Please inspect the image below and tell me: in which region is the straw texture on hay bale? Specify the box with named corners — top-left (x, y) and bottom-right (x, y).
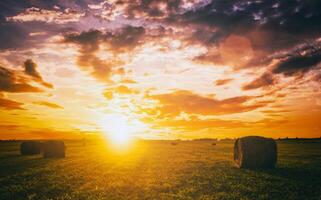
top-left (234, 136), bottom-right (277, 169)
top-left (43, 140), bottom-right (65, 158)
top-left (20, 141), bottom-right (42, 155)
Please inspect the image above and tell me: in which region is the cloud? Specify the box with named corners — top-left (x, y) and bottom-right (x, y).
top-left (0, 124), bottom-right (21, 130)
top-left (120, 79), bottom-right (137, 84)
top-left (114, 85), bottom-right (137, 95)
top-left (241, 41), bottom-right (321, 91)
top-left (64, 25), bottom-right (146, 81)
top-left (111, 0), bottom-right (320, 71)
top-left (146, 117), bottom-right (248, 131)
top-left (109, 25), bottom-right (146, 52)
top-left (103, 85), bottom-right (138, 99)
top-left (272, 42), bottom-right (321, 76)
top-left (0, 16), bottom-right (28, 50)
top-left (177, 1), bottom-right (321, 40)
top-left (242, 72), bottom-right (277, 90)
top-left (64, 29), bottom-right (102, 49)
top-left (0, 97), bottom-right (24, 110)
top-left (312, 73), bottom-right (321, 82)
top-left (24, 59), bottom-right (53, 88)
top-left (64, 25), bottom-right (146, 53)
top-left (146, 90), bottom-right (265, 116)
top-left (0, 0), bottom-right (86, 50)
top-left (0, 59), bottom-right (53, 93)
top-left (97, 0), bottom-right (183, 21)
top-left (215, 78), bottom-right (233, 86)
top-left (0, 66), bottom-right (42, 93)
top-left (6, 7), bottom-right (85, 24)
top-left (33, 101), bottom-right (63, 109)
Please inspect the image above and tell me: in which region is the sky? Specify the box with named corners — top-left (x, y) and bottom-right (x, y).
top-left (0, 0), bottom-right (320, 140)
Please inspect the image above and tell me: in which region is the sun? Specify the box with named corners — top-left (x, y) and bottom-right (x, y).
top-left (100, 114), bottom-right (132, 146)
top-left (99, 114), bottom-right (143, 148)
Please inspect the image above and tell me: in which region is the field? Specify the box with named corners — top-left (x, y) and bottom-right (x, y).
top-left (0, 140), bottom-right (320, 200)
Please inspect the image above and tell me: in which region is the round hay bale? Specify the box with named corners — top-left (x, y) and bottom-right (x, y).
top-left (171, 142), bottom-right (178, 145)
top-left (20, 141), bottom-right (42, 155)
top-left (234, 136), bottom-right (277, 169)
top-left (212, 143), bottom-right (216, 146)
top-left (43, 140), bottom-right (65, 158)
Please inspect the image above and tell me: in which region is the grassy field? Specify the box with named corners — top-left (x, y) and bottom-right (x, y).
top-left (0, 140), bottom-right (320, 200)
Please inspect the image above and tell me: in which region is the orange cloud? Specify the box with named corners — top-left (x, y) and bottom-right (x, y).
top-left (103, 85), bottom-right (138, 100)
top-left (215, 78), bottom-right (233, 86)
top-left (0, 97), bottom-right (24, 110)
top-left (33, 101), bottom-right (63, 109)
top-left (148, 117), bottom-right (248, 131)
top-left (0, 66), bottom-right (42, 93)
top-left (242, 72), bottom-right (277, 90)
top-left (145, 90), bottom-right (265, 117)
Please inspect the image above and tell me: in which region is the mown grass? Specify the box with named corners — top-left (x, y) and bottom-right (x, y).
top-left (0, 140), bottom-right (320, 200)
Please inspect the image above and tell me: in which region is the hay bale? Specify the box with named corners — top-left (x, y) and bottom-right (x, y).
top-left (43, 140), bottom-right (65, 158)
top-left (212, 143), bottom-right (216, 146)
top-left (20, 141), bottom-right (42, 155)
top-left (234, 136), bottom-right (277, 169)
top-left (171, 142), bottom-right (178, 145)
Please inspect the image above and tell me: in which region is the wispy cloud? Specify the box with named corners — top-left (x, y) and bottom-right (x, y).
top-left (33, 101), bottom-right (63, 109)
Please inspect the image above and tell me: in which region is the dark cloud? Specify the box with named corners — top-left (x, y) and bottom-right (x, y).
top-left (0, 66), bottom-right (42, 93)
top-left (110, 0), bottom-right (321, 70)
top-left (62, 29), bottom-right (117, 81)
top-left (178, 1), bottom-right (321, 40)
top-left (24, 59), bottom-right (42, 78)
top-left (0, 97), bottom-right (24, 110)
top-left (110, 1), bottom-right (321, 42)
top-left (0, 59), bottom-right (53, 93)
top-left (0, 16), bottom-right (28, 50)
top-left (64, 25), bottom-right (146, 52)
top-left (272, 43), bottom-right (321, 76)
top-left (64, 25), bottom-right (146, 81)
top-left (241, 41), bottom-right (321, 91)
top-left (64, 29), bottom-right (102, 51)
top-left (109, 26), bottom-right (145, 52)
top-left (242, 72), bottom-right (277, 90)
top-left (0, 0), bottom-right (86, 51)
top-left (24, 59), bottom-right (53, 88)
top-left (0, 15), bottom-right (76, 51)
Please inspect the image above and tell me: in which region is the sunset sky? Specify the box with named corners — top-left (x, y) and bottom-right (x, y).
top-left (0, 0), bottom-right (320, 140)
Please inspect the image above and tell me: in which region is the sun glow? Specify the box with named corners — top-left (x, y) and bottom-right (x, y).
top-left (99, 114), bottom-right (146, 149)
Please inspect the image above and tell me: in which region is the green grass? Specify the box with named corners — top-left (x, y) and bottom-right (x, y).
top-left (0, 140), bottom-right (320, 200)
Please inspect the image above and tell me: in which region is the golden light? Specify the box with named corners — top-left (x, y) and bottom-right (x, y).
top-left (100, 114), bottom-right (132, 147)
top-left (99, 114), bottom-right (147, 150)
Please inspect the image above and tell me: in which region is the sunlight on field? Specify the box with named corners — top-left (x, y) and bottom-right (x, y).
top-left (0, 140), bottom-right (321, 199)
